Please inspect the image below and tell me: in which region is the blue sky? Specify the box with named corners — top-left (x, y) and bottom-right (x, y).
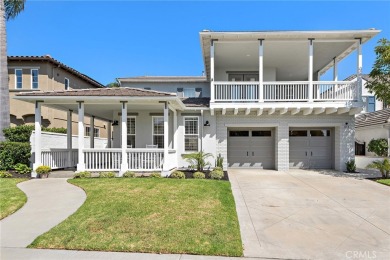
top-left (6, 1), bottom-right (390, 85)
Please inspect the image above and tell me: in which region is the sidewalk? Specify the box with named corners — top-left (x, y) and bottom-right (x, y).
top-left (0, 178), bottom-right (86, 248)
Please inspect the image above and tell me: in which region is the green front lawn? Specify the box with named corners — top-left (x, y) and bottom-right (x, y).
top-left (0, 178), bottom-right (28, 219)
top-left (29, 178), bottom-right (243, 256)
top-left (377, 179), bottom-right (390, 186)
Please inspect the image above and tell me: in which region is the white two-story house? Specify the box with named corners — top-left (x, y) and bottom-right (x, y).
top-left (15, 29), bottom-right (380, 177)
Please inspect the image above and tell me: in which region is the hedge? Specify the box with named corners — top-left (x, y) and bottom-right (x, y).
top-left (3, 125), bottom-right (67, 142)
top-left (0, 142), bottom-right (31, 170)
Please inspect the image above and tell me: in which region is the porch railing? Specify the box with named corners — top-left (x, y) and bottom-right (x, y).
top-left (127, 149), bottom-right (164, 171)
top-left (84, 148), bottom-right (122, 171)
top-left (213, 81), bottom-right (358, 102)
top-left (313, 81), bottom-right (357, 101)
top-left (41, 149), bottom-right (78, 170)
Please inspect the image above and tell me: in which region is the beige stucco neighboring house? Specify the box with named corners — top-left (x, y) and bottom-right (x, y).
top-left (8, 55), bottom-right (108, 138)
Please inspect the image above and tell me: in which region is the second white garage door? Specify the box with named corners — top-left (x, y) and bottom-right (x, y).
top-left (227, 129), bottom-right (275, 169)
top-left (289, 129), bottom-right (332, 169)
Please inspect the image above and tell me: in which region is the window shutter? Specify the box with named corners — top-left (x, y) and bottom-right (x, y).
top-left (177, 88), bottom-right (184, 97)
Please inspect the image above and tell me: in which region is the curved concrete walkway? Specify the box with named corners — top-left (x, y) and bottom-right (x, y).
top-left (0, 178), bottom-right (86, 248)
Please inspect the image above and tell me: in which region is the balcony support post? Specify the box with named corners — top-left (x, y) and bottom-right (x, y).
top-left (120, 101), bottom-right (128, 176)
top-left (258, 39), bottom-right (264, 102)
top-left (162, 102), bottom-right (170, 176)
top-left (89, 116), bottom-right (95, 148)
top-left (67, 110), bottom-right (73, 168)
top-left (76, 102), bottom-right (85, 172)
top-left (308, 39), bottom-right (314, 102)
top-left (210, 40), bottom-right (215, 103)
top-left (357, 38), bottom-right (363, 102)
top-left (333, 57), bottom-right (338, 81)
top-left (107, 121), bottom-right (112, 148)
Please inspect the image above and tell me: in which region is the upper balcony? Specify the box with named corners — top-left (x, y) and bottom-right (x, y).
top-left (200, 30), bottom-right (380, 115)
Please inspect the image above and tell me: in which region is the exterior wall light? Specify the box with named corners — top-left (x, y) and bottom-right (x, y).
top-left (204, 120), bottom-right (210, 126)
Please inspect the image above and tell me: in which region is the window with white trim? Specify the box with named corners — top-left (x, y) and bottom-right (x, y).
top-left (85, 127), bottom-right (100, 137)
top-left (15, 69), bottom-right (22, 89)
top-left (65, 78), bottom-right (70, 90)
top-left (367, 96), bottom-right (375, 112)
top-left (153, 117), bottom-right (164, 148)
top-left (31, 69), bottom-right (39, 89)
top-left (183, 88), bottom-right (196, 97)
top-left (127, 117), bottom-right (136, 148)
top-left (184, 116), bottom-right (199, 151)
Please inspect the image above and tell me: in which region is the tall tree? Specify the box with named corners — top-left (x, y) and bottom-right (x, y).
top-left (366, 38), bottom-right (390, 106)
top-left (0, 0), bottom-right (26, 141)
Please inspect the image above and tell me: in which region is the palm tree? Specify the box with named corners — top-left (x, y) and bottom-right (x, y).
top-left (366, 158), bottom-right (390, 179)
top-left (0, 0), bottom-right (26, 141)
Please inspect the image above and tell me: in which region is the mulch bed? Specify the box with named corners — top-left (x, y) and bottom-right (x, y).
top-left (4, 170), bottom-right (32, 179)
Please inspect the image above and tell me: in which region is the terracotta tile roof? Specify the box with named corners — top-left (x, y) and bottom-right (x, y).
top-left (118, 76), bottom-right (208, 83)
top-left (181, 97), bottom-right (210, 107)
top-left (355, 109), bottom-right (390, 128)
top-left (15, 87), bottom-right (176, 97)
top-left (8, 55), bottom-right (104, 88)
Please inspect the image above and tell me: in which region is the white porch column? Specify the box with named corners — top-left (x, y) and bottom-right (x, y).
top-left (173, 109), bottom-right (177, 150)
top-left (357, 38), bottom-right (363, 102)
top-left (210, 40), bottom-right (215, 102)
top-left (107, 121), bottom-right (112, 148)
top-left (308, 39), bottom-right (314, 102)
top-left (32, 101), bottom-right (42, 177)
top-left (76, 102), bottom-right (85, 172)
top-left (89, 116), bottom-right (95, 148)
top-left (67, 110), bottom-right (73, 168)
top-left (258, 39), bottom-right (264, 102)
top-left (120, 101), bottom-right (128, 175)
top-left (333, 57), bottom-right (338, 81)
top-left (162, 102), bottom-right (169, 175)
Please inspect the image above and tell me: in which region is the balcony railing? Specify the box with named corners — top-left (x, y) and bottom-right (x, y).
top-left (213, 81), bottom-right (357, 102)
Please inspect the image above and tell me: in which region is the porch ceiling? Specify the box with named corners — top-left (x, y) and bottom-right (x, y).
top-left (201, 29), bottom-right (381, 79)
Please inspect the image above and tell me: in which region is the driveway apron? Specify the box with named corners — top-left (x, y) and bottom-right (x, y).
top-left (229, 168), bottom-right (390, 259)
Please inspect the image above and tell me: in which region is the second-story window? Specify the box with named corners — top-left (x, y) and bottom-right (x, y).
top-left (367, 96), bottom-right (375, 112)
top-left (15, 69), bottom-right (22, 89)
top-left (31, 69), bottom-right (39, 89)
top-left (183, 88), bottom-right (196, 98)
top-left (65, 78), bottom-right (70, 90)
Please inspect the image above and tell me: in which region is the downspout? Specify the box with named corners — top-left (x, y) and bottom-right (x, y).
top-left (200, 109), bottom-right (204, 151)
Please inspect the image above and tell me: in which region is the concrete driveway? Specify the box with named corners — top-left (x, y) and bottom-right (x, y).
top-left (229, 169), bottom-right (390, 260)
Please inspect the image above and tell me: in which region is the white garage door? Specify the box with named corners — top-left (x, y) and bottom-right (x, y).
top-left (228, 129), bottom-right (274, 169)
top-left (289, 129), bottom-right (332, 169)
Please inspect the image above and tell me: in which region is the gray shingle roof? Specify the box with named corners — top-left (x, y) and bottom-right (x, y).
top-left (8, 55), bottom-right (104, 88)
top-left (344, 74), bottom-right (373, 82)
top-left (355, 109), bottom-right (390, 128)
top-left (118, 76), bottom-right (208, 83)
top-left (15, 87), bottom-right (176, 97)
top-left (181, 97), bottom-right (210, 107)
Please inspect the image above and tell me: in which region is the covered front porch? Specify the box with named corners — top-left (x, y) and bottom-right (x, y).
top-left (16, 88), bottom-right (185, 177)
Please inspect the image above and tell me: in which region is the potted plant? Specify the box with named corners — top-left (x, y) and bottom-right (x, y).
top-left (36, 165), bottom-right (52, 178)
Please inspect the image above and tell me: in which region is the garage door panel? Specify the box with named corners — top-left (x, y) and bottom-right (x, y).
top-left (289, 129), bottom-right (332, 169)
top-left (228, 129), bottom-right (275, 169)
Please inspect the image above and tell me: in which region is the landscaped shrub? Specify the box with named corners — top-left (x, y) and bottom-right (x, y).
top-left (345, 159), bottom-right (357, 173)
top-left (0, 171), bottom-right (12, 178)
top-left (99, 172), bottom-right (116, 178)
top-left (193, 171), bottom-right (205, 179)
top-left (210, 170), bottom-right (224, 180)
top-left (0, 142), bottom-right (31, 170)
top-left (170, 171), bottom-right (185, 179)
top-left (368, 138), bottom-right (389, 157)
top-left (149, 172), bottom-right (162, 178)
top-left (215, 153), bottom-right (224, 169)
top-left (366, 158), bottom-right (390, 178)
top-left (183, 150), bottom-right (213, 171)
top-left (73, 171), bottom-right (91, 179)
top-left (35, 166), bottom-right (51, 175)
top-left (123, 171), bottom-right (136, 178)
top-left (213, 167), bottom-right (223, 172)
top-left (14, 163), bottom-right (32, 175)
